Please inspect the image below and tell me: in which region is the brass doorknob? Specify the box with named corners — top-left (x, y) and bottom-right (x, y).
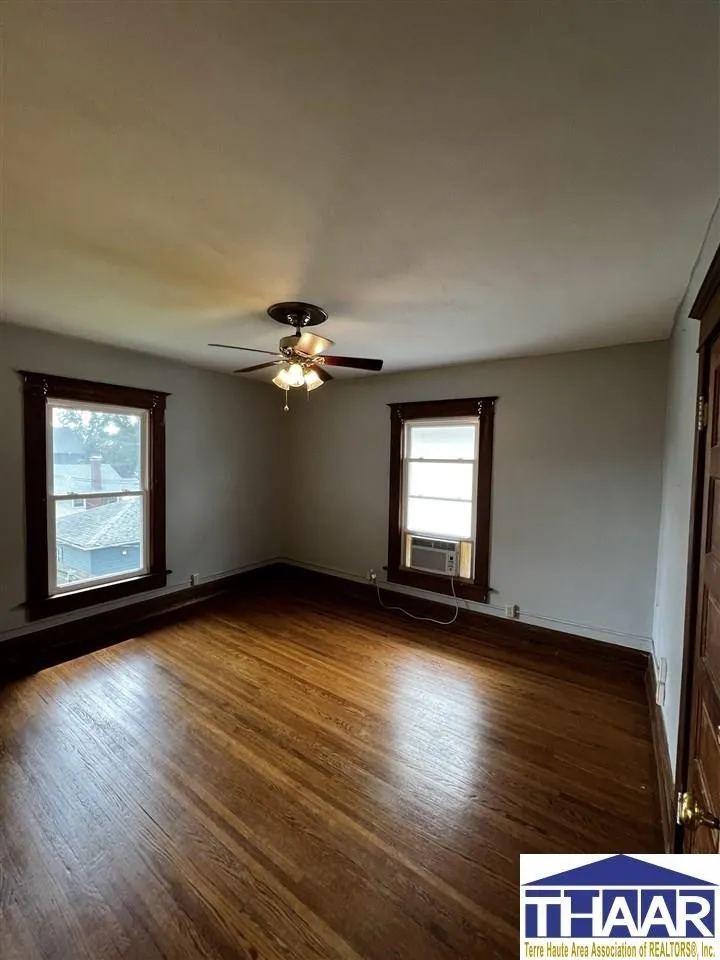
top-left (678, 791), bottom-right (720, 831)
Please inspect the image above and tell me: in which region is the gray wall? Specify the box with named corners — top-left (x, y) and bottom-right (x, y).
top-left (283, 341), bottom-right (669, 649)
top-left (653, 204), bottom-right (720, 774)
top-left (0, 321), bottom-right (283, 639)
top-left (0, 322), bottom-right (670, 655)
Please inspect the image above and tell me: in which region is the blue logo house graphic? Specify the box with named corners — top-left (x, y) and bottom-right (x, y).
top-left (522, 855), bottom-right (717, 940)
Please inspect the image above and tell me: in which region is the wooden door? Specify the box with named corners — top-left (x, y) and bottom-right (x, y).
top-left (684, 332), bottom-right (720, 852)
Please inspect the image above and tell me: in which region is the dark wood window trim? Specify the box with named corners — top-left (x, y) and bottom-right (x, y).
top-left (386, 396), bottom-right (496, 603)
top-left (21, 371), bottom-right (169, 621)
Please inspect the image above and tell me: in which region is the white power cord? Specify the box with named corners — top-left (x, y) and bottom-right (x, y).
top-left (373, 573), bottom-right (460, 625)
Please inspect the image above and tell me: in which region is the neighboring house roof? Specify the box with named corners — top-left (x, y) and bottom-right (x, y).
top-left (52, 462), bottom-right (137, 495)
top-left (56, 498), bottom-right (142, 550)
top-left (53, 427), bottom-right (86, 456)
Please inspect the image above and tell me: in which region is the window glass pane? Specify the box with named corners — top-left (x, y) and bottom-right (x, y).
top-left (50, 406), bottom-right (143, 495)
top-left (407, 422), bottom-right (476, 460)
top-left (407, 462), bottom-right (474, 501)
top-left (53, 494), bottom-right (145, 589)
top-left (405, 497), bottom-right (473, 539)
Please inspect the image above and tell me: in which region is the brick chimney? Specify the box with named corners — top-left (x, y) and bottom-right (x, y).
top-left (88, 456), bottom-right (105, 508)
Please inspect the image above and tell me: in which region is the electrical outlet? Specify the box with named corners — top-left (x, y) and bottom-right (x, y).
top-left (504, 603), bottom-right (519, 618)
top-left (367, 569), bottom-right (377, 582)
top-left (656, 679), bottom-right (666, 707)
top-left (658, 657), bottom-right (668, 683)
top-left (191, 573), bottom-right (200, 586)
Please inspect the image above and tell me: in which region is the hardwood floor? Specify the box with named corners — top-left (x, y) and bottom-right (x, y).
top-left (0, 585), bottom-right (661, 960)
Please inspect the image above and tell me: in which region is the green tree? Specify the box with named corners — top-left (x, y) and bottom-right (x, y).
top-left (56, 409), bottom-right (141, 478)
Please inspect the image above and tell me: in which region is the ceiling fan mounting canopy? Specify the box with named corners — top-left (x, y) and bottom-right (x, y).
top-left (267, 301), bottom-right (328, 329)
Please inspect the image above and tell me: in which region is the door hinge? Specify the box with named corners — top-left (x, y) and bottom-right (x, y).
top-left (697, 396), bottom-right (708, 432)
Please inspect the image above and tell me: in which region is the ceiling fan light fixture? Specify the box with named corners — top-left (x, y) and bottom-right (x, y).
top-left (271, 372), bottom-right (290, 390)
top-left (272, 362), bottom-right (305, 390)
top-left (286, 362), bottom-right (305, 387)
top-left (212, 303), bottom-right (383, 405)
top-left (303, 369), bottom-right (324, 391)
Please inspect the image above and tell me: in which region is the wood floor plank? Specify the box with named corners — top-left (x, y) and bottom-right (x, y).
top-left (0, 589), bottom-right (662, 959)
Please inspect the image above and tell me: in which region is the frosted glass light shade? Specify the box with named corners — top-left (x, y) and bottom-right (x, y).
top-left (304, 369), bottom-right (324, 391)
top-left (272, 363), bottom-right (305, 389)
top-left (286, 363), bottom-right (305, 387)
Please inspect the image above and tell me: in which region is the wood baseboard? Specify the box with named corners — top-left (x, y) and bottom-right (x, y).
top-left (0, 564), bottom-right (277, 678)
top-left (3, 558), bottom-right (651, 681)
top-left (276, 561), bottom-right (649, 673)
top-left (645, 656), bottom-right (675, 851)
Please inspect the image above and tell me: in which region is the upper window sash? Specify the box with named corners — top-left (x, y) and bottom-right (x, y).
top-left (46, 400), bottom-right (149, 497)
top-left (403, 417), bottom-right (479, 460)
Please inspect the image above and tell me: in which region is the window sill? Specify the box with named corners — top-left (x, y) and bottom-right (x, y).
top-left (386, 567), bottom-right (489, 604)
top-left (26, 571), bottom-right (168, 621)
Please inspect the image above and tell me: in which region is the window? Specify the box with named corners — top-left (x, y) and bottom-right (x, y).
top-left (387, 397), bottom-right (495, 602)
top-left (22, 372), bottom-right (168, 619)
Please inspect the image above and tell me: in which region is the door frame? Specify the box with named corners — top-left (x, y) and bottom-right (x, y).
top-left (674, 243), bottom-right (720, 851)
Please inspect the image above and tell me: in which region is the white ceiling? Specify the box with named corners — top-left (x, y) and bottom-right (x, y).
top-left (2, 2), bottom-right (718, 376)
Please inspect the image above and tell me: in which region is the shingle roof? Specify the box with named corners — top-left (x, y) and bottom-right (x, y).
top-left (56, 498), bottom-right (142, 549)
top-left (53, 462), bottom-right (137, 495)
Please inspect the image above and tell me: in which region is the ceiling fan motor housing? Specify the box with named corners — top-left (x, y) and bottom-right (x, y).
top-left (279, 333), bottom-right (302, 353)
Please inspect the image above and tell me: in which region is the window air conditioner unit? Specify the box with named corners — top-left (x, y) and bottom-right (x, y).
top-left (407, 536), bottom-right (458, 576)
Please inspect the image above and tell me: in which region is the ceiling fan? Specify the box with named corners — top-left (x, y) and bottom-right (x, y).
top-left (209, 302), bottom-right (384, 410)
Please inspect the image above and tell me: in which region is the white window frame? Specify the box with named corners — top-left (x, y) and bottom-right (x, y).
top-left (400, 416), bottom-right (480, 573)
top-left (46, 399), bottom-right (150, 596)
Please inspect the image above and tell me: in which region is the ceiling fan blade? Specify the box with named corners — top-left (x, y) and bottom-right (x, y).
top-left (233, 360), bottom-right (282, 373)
top-left (209, 343), bottom-right (279, 356)
top-left (309, 363), bottom-right (333, 382)
top-left (320, 355), bottom-right (384, 371)
top-left (295, 331), bottom-right (335, 357)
